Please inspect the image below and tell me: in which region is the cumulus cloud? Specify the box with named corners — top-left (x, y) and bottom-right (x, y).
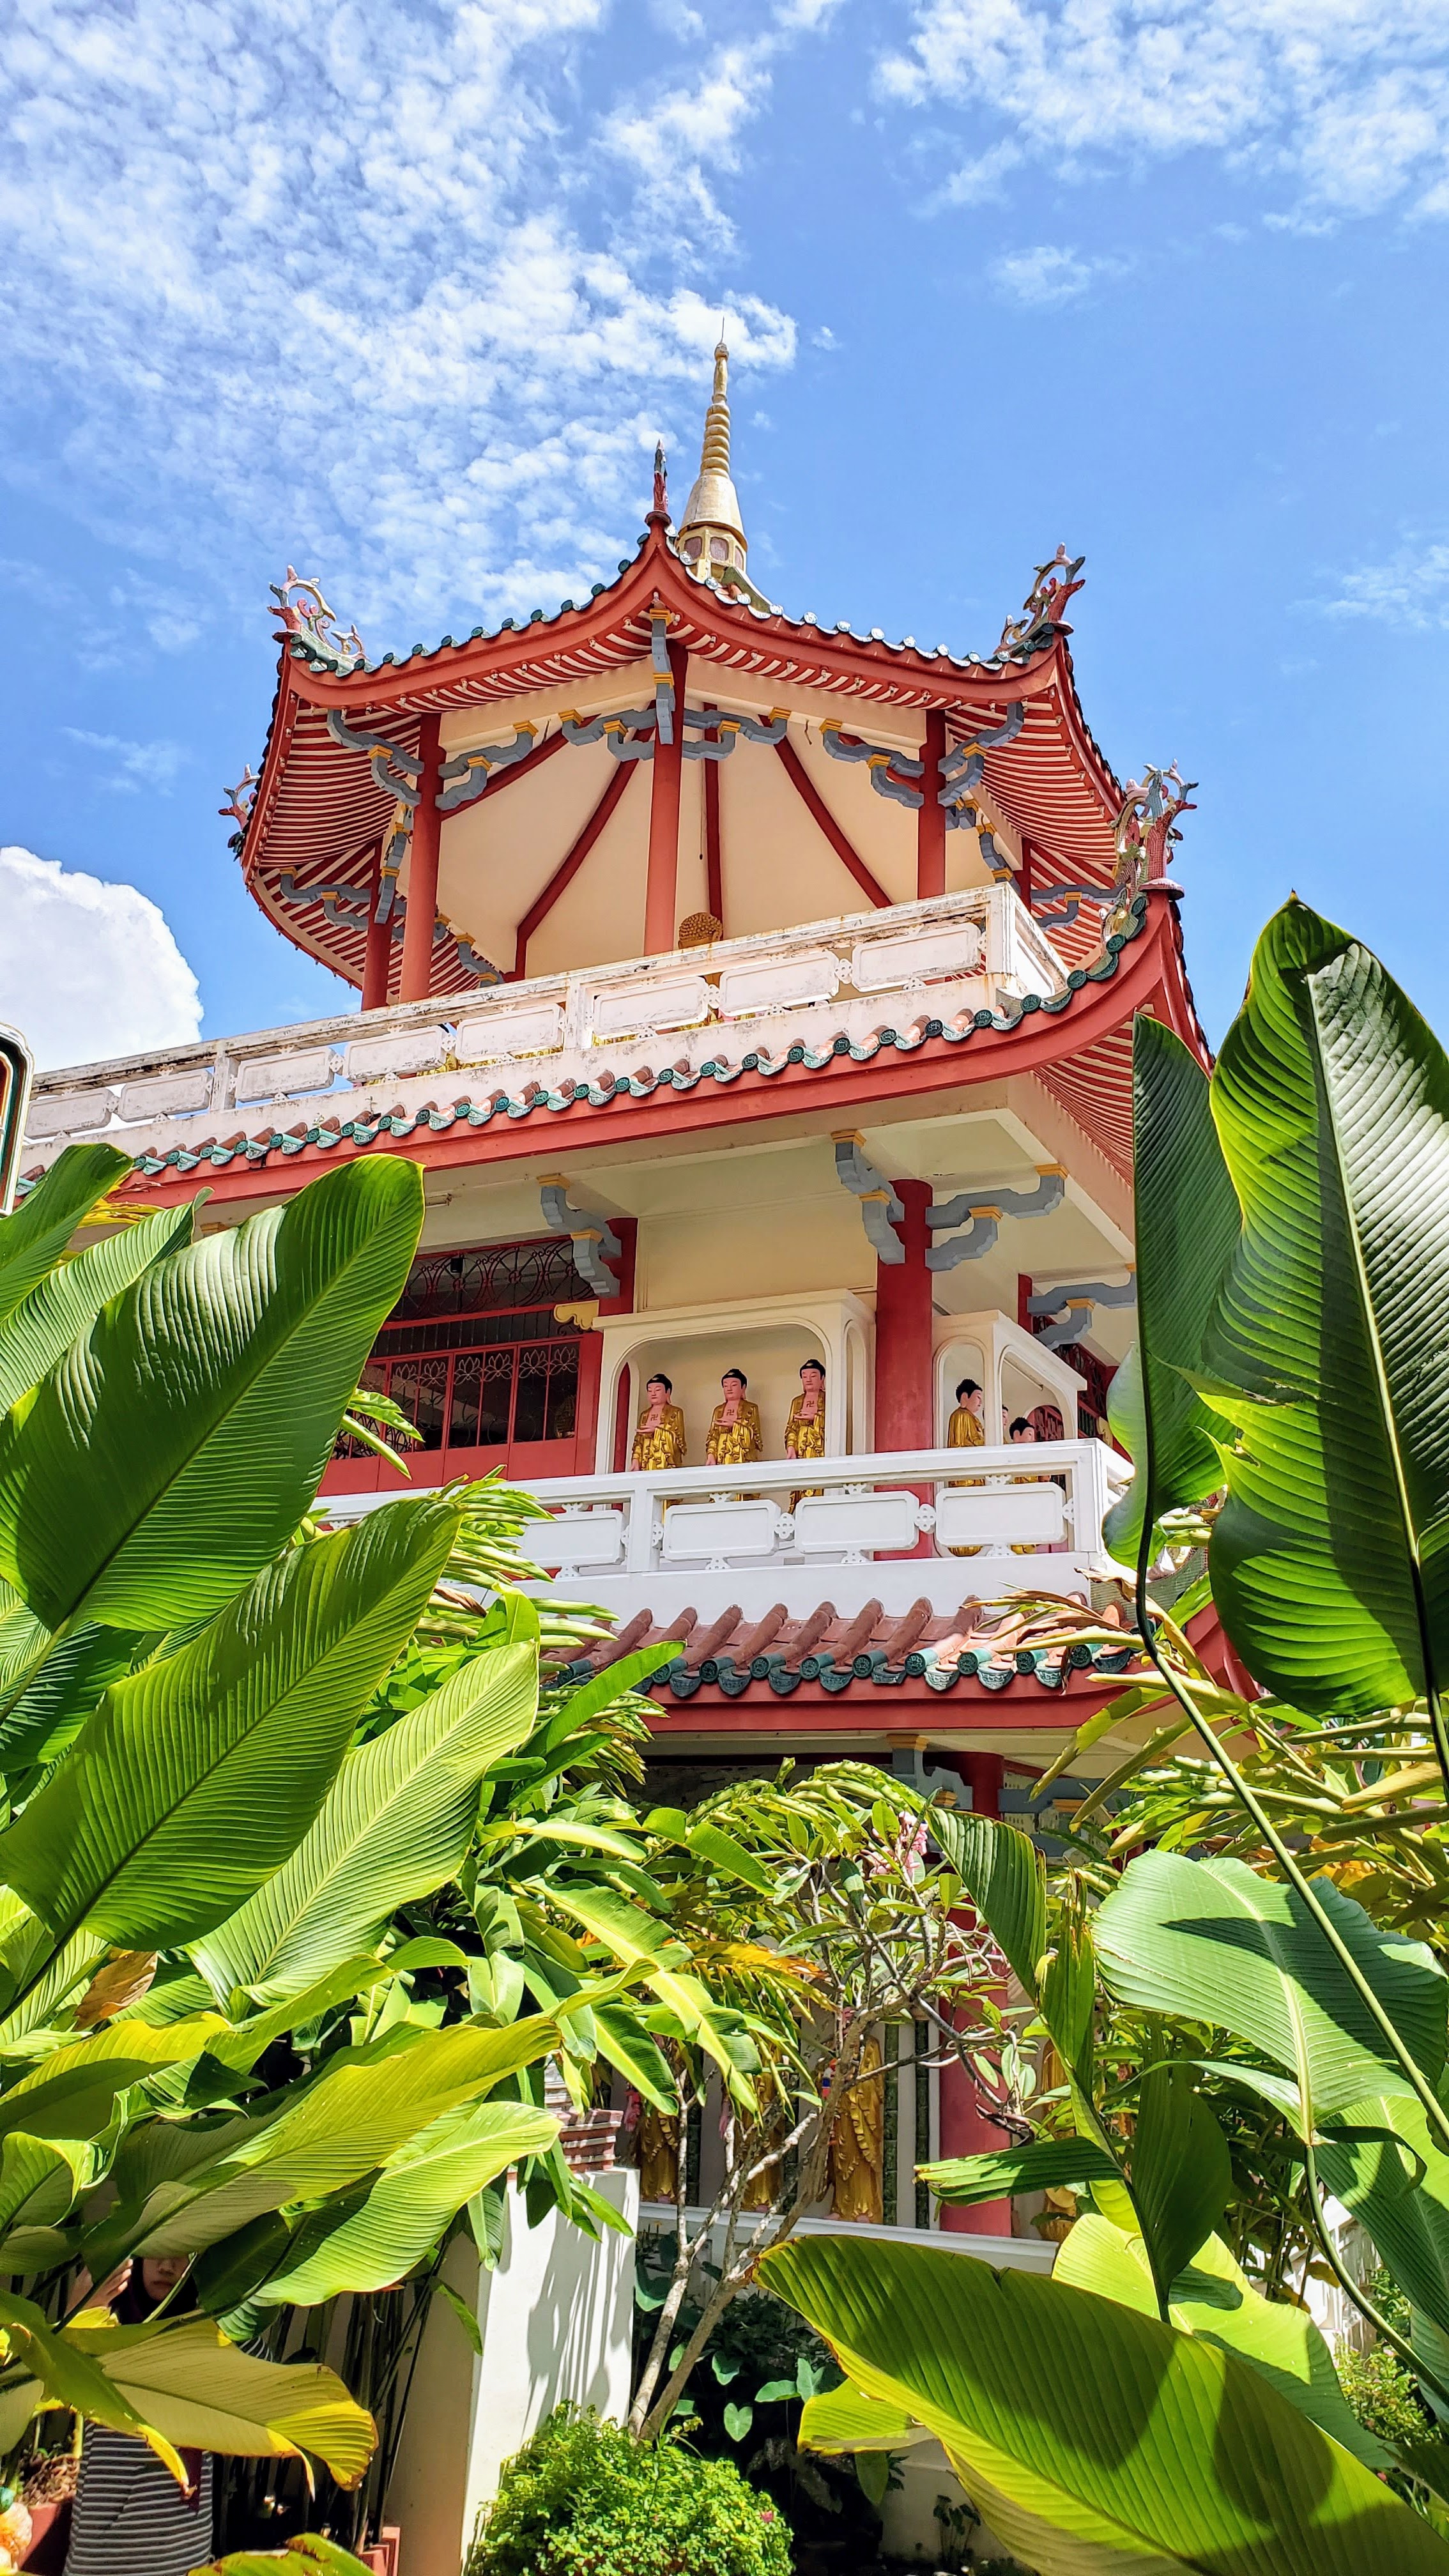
top-left (878, 0), bottom-right (1449, 224)
top-left (0, 847), bottom-right (202, 1071)
top-left (0, 2), bottom-right (827, 632)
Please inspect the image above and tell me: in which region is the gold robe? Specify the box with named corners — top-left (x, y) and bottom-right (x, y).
top-left (947, 1401), bottom-right (985, 1558)
top-left (785, 1392), bottom-right (826, 1511)
top-left (631, 1401), bottom-right (687, 1473)
top-left (828, 2035), bottom-right (884, 2225)
top-left (638, 2104), bottom-right (680, 2204)
top-left (705, 1399), bottom-right (763, 1468)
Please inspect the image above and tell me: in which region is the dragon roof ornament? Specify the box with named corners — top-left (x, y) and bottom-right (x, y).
top-left (270, 569), bottom-right (367, 674)
top-left (997, 545), bottom-right (1086, 657)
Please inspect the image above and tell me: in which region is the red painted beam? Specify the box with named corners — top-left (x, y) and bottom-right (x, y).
top-left (774, 737), bottom-right (891, 910)
top-left (704, 758), bottom-right (723, 928)
top-left (641, 1673), bottom-right (1141, 1733)
top-left (644, 640), bottom-right (689, 953)
top-left (511, 760), bottom-right (635, 981)
top-left (917, 709), bottom-right (946, 900)
top-left (399, 715), bottom-right (443, 1002)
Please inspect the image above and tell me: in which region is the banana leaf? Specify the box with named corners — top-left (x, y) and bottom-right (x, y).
top-left (762, 2232), bottom-right (1446, 2573)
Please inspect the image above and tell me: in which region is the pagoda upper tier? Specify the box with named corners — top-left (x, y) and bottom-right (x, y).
top-left (226, 351), bottom-right (1155, 1008)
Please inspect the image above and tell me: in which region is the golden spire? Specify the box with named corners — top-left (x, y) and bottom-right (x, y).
top-left (678, 336), bottom-right (747, 578)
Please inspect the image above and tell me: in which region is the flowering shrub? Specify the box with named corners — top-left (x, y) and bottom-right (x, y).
top-left (469, 2406), bottom-right (793, 2576)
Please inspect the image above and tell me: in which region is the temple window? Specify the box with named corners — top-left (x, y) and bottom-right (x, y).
top-left (709, 536), bottom-right (729, 561)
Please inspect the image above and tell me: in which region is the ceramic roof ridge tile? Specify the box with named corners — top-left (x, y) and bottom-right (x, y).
top-left (559, 1598), bottom-right (1149, 1699)
top-left (70, 896), bottom-right (1154, 1192)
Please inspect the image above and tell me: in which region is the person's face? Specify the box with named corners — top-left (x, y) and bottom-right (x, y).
top-left (141, 2255), bottom-right (190, 2301)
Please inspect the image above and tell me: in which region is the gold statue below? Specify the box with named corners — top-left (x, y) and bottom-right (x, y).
top-left (947, 1376), bottom-right (986, 1558)
top-left (828, 2034), bottom-right (885, 2225)
top-left (785, 1356), bottom-right (827, 1511)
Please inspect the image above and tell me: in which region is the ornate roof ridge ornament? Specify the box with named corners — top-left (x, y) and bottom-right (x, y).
top-left (1116, 762), bottom-right (1196, 896)
top-left (997, 544), bottom-right (1086, 657)
top-left (269, 568), bottom-right (366, 673)
top-left (218, 765), bottom-right (258, 852)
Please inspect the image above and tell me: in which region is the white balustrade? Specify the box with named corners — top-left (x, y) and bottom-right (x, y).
top-left (21, 884), bottom-right (1070, 1153)
top-left (326, 1439), bottom-right (1131, 1622)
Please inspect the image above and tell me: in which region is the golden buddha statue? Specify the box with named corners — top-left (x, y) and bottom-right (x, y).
top-left (631, 1371), bottom-right (687, 1472)
top-left (827, 2034), bottom-right (885, 2225)
top-left (705, 1367), bottom-right (762, 1469)
top-left (638, 2102), bottom-right (681, 2204)
top-left (785, 1356), bottom-right (827, 1510)
top-left (946, 1375), bottom-right (985, 1559)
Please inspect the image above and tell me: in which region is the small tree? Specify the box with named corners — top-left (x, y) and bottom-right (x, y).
top-left (627, 1763), bottom-right (1002, 2437)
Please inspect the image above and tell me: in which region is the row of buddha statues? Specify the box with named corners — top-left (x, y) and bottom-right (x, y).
top-left (633, 2035), bottom-right (887, 2226)
top-left (631, 1366), bottom-right (1064, 1471)
top-left (631, 1360), bottom-right (827, 1471)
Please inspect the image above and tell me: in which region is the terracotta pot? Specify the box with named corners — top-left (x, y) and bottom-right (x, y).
top-left (20, 2498), bottom-right (70, 2572)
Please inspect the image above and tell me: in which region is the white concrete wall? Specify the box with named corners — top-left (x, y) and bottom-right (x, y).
top-left (386, 2170), bottom-right (639, 2576)
top-left (462, 2170), bottom-right (639, 2558)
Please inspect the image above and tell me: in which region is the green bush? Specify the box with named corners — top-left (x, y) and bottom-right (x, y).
top-left (1335, 2342), bottom-right (1433, 2450)
top-left (469, 2405), bottom-right (793, 2576)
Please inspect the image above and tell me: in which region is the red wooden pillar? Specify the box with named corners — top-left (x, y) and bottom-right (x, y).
top-left (917, 709), bottom-right (946, 901)
top-left (399, 714), bottom-right (443, 1004)
top-left (644, 643), bottom-right (688, 955)
top-left (361, 850), bottom-right (391, 1011)
top-left (939, 1751), bottom-right (1012, 2235)
top-left (873, 1180), bottom-right (933, 1450)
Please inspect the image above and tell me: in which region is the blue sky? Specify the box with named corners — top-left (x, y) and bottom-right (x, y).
top-left (1, 0), bottom-right (1445, 1068)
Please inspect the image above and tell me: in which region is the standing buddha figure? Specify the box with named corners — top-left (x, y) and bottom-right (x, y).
top-left (631, 1372), bottom-right (687, 1471)
top-left (827, 2034), bottom-right (885, 2225)
top-left (947, 1374), bottom-right (986, 1558)
top-left (705, 1367), bottom-right (762, 1468)
top-left (785, 1356), bottom-right (827, 1510)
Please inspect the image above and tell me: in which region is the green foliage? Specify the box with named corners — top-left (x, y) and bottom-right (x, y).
top-left (767, 2231), bottom-right (1445, 2573)
top-left (469, 2406), bottom-right (792, 2576)
top-left (1337, 2342), bottom-right (1434, 2451)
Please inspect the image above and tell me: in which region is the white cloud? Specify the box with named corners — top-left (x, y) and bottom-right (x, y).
top-left (63, 730), bottom-right (186, 793)
top-left (0, 847), bottom-right (201, 1071)
top-left (1318, 540), bottom-right (1449, 626)
top-left (0, 3), bottom-right (820, 631)
top-left (992, 243), bottom-right (1098, 303)
top-left (879, 0), bottom-right (1449, 225)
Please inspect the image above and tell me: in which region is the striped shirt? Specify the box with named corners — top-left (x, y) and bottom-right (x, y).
top-left (64, 2426), bottom-right (214, 2575)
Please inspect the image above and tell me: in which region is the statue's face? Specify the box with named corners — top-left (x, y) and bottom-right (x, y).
top-left (646, 1379), bottom-right (668, 1400)
top-left (723, 1374), bottom-right (746, 1393)
top-left (801, 1365), bottom-right (825, 1390)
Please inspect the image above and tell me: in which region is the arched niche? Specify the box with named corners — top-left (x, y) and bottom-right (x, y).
top-left (932, 1310), bottom-right (1084, 1446)
top-left (597, 1292), bottom-right (869, 1471)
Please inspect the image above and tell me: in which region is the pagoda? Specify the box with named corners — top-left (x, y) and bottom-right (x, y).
top-left (20, 345), bottom-right (1210, 2230)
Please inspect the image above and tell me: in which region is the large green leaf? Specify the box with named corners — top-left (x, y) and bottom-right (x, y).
top-left (111, 2014), bottom-right (564, 2260)
top-left (921, 2140), bottom-right (1121, 2208)
top-left (929, 1809), bottom-right (1045, 1999)
top-left (800, 2379), bottom-right (931, 2455)
top-left (1103, 1018), bottom-right (1240, 1567)
top-left (0, 1154), bottom-right (424, 1631)
top-left (201, 2540), bottom-right (376, 2575)
top-left (192, 1641), bottom-right (538, 2004)
top-left (762, 2233), bottom-right (1446, 2574)
top-left (0, 1497), bottom-right (464, 1948)
top-left (1096, 1849), bottom-right (1447, 2117)
top-left (1056, 2214), bottom-right (1387, 2467)
top-left (0, 2016), bottom-right (226, 2142)
top-left (0, 1144), bottom-right (131, 1324)
top-left (1318, 2093), bottom-right (1449, 2345)
top-left (59, 2313), bottom-right (376, 2484)
top-left (250, 2097), bottom-right (559, 2305)
top-left (1201, 900), bottom-right (1449, 1713)
top-left (0, 1202), bottom-right (194, 1418)
top-left (1130, 2062), bottom-right (1232, 2311)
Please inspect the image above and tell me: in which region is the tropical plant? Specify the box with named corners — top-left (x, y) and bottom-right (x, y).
top-left (0, 1144), bottom-right (740, 2537)
top-left (466, 2403), bottom-right (793, 2576)
top-left (751, 902), bottom-right (1449, 2570)
top-left (624, 1763), bottom-right (1003, 2439)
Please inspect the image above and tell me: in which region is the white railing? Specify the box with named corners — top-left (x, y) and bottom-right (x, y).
top-left (325, 1438), bottom-right (1131, 1620)
top-left (21, 885), bottom-right (1067, 1156)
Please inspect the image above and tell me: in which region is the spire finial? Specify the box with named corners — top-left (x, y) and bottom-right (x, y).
top-left (652, 441), bottom-right (668, 518)
top-left (678, 329), bottom-right (747, 579)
